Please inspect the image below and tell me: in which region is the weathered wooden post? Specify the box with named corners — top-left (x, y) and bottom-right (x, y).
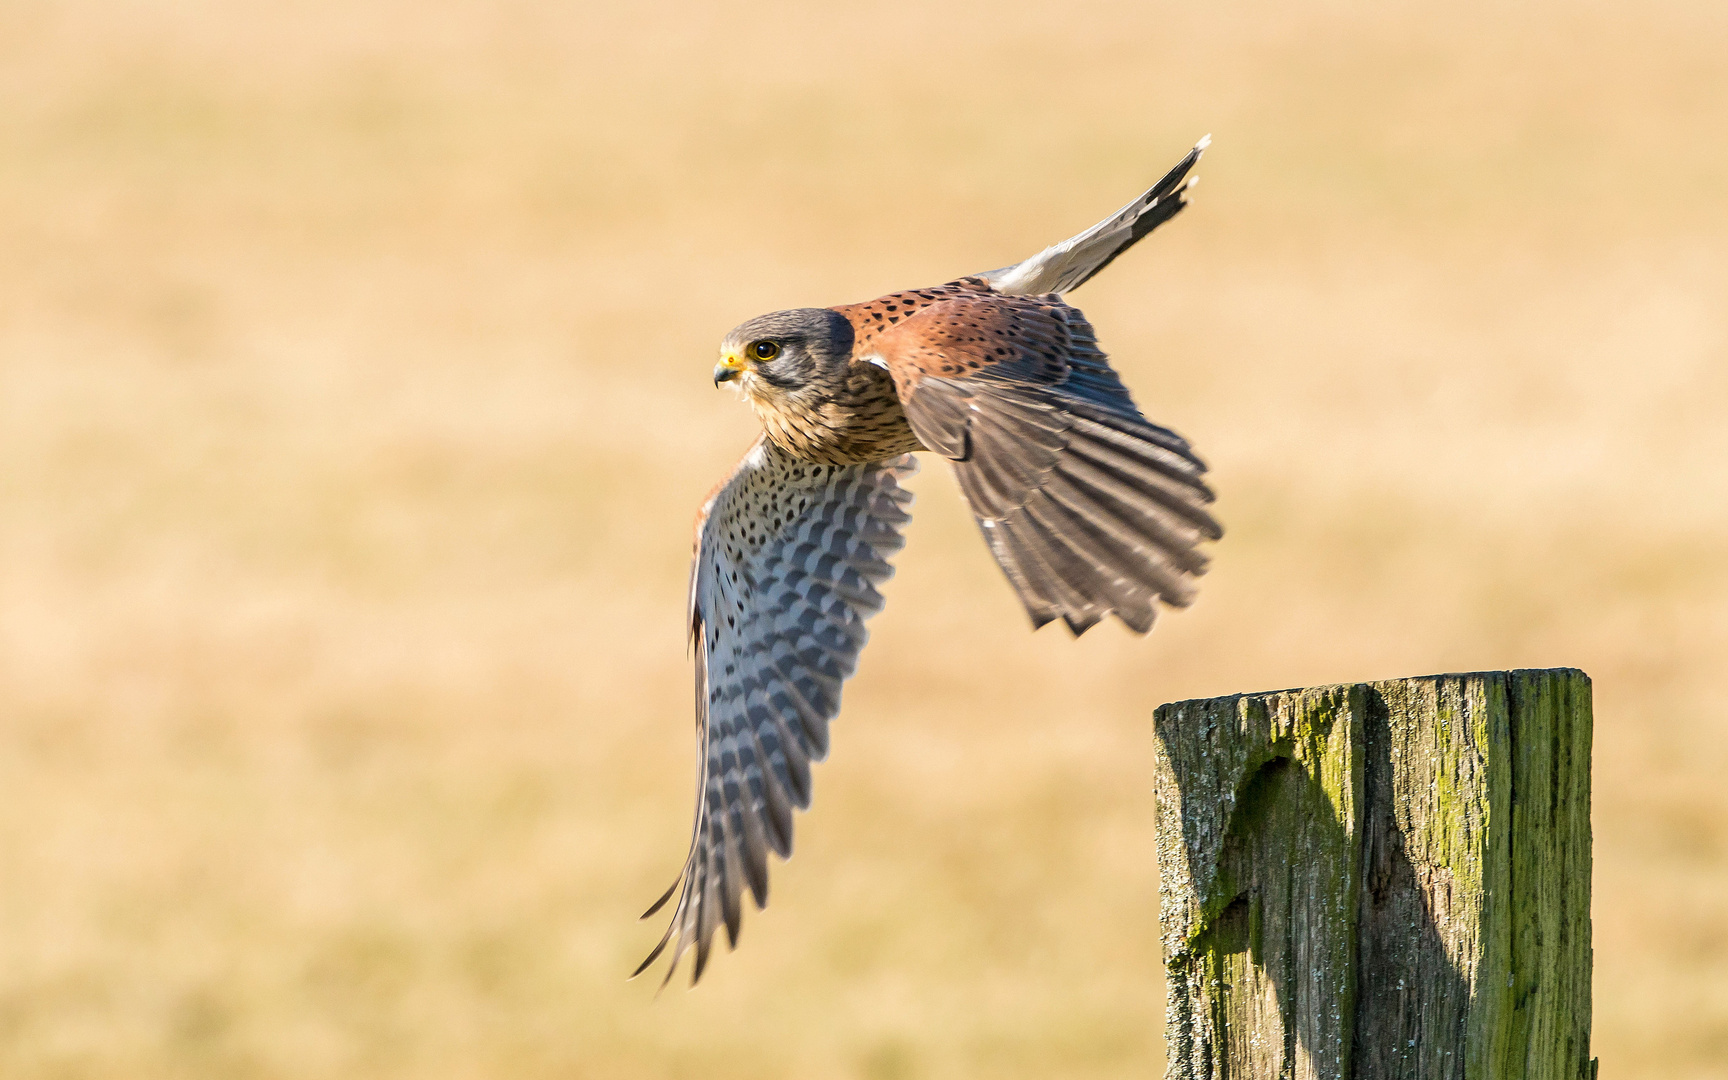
top-left (1153, 669), bottom-right (1594, 1080)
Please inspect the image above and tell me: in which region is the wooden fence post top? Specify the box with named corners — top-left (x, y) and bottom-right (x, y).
top-left (1153, 668), bottom-right (1594, 1080)
top-left (1153, 666), bottom-right (1590, 717)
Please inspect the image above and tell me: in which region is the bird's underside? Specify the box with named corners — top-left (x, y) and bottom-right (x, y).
top-left (636, 136), bottom-right (1220, 987)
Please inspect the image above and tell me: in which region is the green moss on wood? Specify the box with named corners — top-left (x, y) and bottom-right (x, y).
top-left (1153, 670), bottom-right (1593, 1080)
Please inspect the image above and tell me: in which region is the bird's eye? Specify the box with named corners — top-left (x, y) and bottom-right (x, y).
top-left (750, 340), bottom-right (781, 361)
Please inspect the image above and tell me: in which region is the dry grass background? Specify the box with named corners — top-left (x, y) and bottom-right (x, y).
top-left (0, 0), bottom-right (1724, 1077)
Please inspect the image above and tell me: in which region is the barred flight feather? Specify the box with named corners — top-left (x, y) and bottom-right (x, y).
top-left (634, 437), bottom-right (915, 988)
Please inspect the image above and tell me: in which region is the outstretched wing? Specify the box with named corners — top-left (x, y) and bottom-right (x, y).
top-left (872, 293), bottom-right (1219, 636)
top-left (979, 135), bottom-right (1208, 297)
top-left (635, 437), bottom-right (916, 987)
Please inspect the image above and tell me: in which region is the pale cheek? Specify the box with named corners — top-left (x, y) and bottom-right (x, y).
top-left (738, 372), bottom-right (776, 403)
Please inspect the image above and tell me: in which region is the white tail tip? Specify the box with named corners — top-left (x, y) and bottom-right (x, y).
top-left (1196, 133), bottom-right (1213, 152)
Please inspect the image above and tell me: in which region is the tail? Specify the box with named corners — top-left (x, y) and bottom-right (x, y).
top-left (979, 135), bottom-right (1208, 297)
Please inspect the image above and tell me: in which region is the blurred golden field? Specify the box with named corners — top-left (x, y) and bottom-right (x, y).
top-left (1, 1), bottom-right (1724, 1077)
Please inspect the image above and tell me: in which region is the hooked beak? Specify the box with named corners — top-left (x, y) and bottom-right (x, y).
top-left (713, 350), bottom-right (744, 387)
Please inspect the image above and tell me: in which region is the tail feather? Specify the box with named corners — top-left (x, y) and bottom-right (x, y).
top-left (980, 135), bottom-right (1209, 296)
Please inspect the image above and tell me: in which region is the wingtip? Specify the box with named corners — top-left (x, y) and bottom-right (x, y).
top-left (1196, 133), bottom-right (1212, 153)
top-left (640, 876), bottom-right (681, 920)
top-left (629, 934), bottom-right (671, 981)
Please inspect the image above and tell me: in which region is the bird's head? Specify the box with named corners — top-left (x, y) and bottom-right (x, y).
top-left (713, 308), bottom-right (855, 409)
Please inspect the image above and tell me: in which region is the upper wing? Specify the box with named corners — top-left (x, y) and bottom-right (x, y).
top-left (978, 136), bottom-right (1207, 297)
top-left (635, 436), bottom-right (916, 987)
top-left (872, 293), bottom-right (1219, 636)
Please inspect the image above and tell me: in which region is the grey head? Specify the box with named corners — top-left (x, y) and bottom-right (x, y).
top-left (712, 308), bottom-right (856, 409)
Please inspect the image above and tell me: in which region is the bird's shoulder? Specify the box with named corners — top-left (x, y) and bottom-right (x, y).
top-left (848, 286), bottom-right (1096, 392)
top-left (846, 285), bottom-right (1151, 462)
top-left (830, 276), bottom-right (999, 356)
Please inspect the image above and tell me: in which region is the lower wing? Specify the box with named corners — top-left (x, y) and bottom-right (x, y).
top-left (635, 437), bottom-right (916, 986)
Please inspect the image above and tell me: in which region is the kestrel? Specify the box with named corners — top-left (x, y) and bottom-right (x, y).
top-left (636, 138), bottom-right (1221, 986)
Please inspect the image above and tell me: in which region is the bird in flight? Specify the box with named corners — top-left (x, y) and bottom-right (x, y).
top-left (635, 137), bottom-right (1221, 987)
